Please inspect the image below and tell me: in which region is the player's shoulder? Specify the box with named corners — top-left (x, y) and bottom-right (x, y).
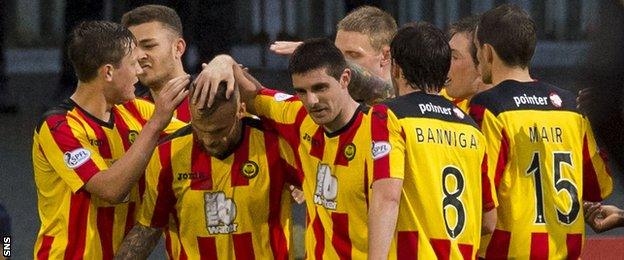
top-left (381, 92), bottom-right (478, 128)
top-left (36, 99), bottom-right (77, 133)
top-left (158, 124), bottom-right (193, 146)
top-left (471, 80), bottom-right (578, 116)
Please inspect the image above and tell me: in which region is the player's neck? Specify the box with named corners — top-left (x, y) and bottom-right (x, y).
top-left (71, 81), bottom-right (114, 122)
top-left (149, 67), bottom-right (187, 98)
top-left (324, 98), bottom-right (360, 133)
top-left (491, 62), bottom-right (533, 86)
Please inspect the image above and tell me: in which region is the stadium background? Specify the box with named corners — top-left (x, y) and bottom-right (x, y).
top-left (0, 0), bottom-right (622, 258)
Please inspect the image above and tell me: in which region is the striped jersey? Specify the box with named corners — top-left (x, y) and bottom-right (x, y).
top-left (371, 92), bottom-right (494, 259)
top-left (254, 88), bottom-right (374, 259)
top-left (138, 118), bottom-right (297, 259)
top-left (32, 98), bottom-right (184, 259)
top-left (440, 88), bottom-right (469, 113)
top-left (469, 80), bottom-right (613, 259)
top-left (135, 85), bottom-right (191, 123)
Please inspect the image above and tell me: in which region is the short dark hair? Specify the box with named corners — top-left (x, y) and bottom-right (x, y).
top-left (477, 4), bottom-right (536, 68)
top-left (288, 38), bottom-right (347, 80)
top-left (391, 22), bottom-right (450, 92)
top-left (68, 21), bottom-right (136, 82)
top-left (449, 15), bottom-right (481, 66)
top-left (121, 4), bottom-right (183, 36)
top-left (337, 6), bottom-right (397, 51)
top-left (192, 82), bottom-right (238, 118)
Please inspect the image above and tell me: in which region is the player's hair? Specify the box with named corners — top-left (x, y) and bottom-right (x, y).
top-left (337, 5), bottom-right (397, 51)
top-left (121, 4), bottom-right (183, 37)
top-left (193, 82), bottom-right (239, 118)
top-left (449, 15), bottom-right (481, 66)
top-left (68, 21), bottom-right (136, 82)
top-left (391, 22), bottom-right (450, 93)
top-left (477, 3), bottom-right (536, 69)
top-left (289, 38), bottom-right (347, 80)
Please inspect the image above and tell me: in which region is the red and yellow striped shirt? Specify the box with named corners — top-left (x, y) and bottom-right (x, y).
top-left (254, 88), bottom-right (376, 259)
top-left (138, 118), bottom-right (297, 259)
top-left (469, 80), bottom-right (612, 259)
top-left (32, 98), bottom-right (184, 259)
top-left (371, 92), bottom-right (494, 259)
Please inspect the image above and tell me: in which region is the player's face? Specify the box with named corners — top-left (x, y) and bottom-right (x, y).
top-left (107, 44), bottom-right (142, 104)
top-left (335, 30), bottom-right (386, 80)
top-left (447, 32), bottom-right (481, 99)
top-left (474, 30), bottom-right (493, 84)
top-left (292, 68), bottom-right (349, 128)
top-left (190, 96), bottom-right (243, 157)
top-left (129, 21), bottom-right (181, 89)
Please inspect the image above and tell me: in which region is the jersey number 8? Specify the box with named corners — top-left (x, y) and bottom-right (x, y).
top-left (442, 166), bottom-right (466, 239)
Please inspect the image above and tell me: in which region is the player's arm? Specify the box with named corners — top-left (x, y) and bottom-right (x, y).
top-left (581, 118), bottom-right (613, 202)
top-left (347, 61), bottom-right (394, 104)
top-left (83, 76), bottom-right (189, 203)
top-left (114, 223), bottom-right (162, 259)
top-left (368, 106), bottom-right (406, 259)
top-left (269, 41), bottom-right (303, 56)
top-left (480, 151), bottom-right (498, 235)
top-left (482, 208), bottom-right (497, 235)
top-left (369, 178), bottom-right (403, 259)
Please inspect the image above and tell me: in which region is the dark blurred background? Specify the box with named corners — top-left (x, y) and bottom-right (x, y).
top-left (0, 0), bottom-right (622, 259)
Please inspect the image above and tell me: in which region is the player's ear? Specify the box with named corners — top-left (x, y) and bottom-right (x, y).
top-left (484, 44), bottom-right (494, 65)
top-left (102, 64), bottom-right (114, 82)
top-left (380, 45), bottom-right (391, 67)
top-left (340, 68), bottom-right (351, 89)
top-left (173, 37), bottom-right (186, 59)
top-left (237, 101), bottom-right (247, 119)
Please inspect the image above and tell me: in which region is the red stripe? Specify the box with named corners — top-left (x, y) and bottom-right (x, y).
top-left (97, 207), bottom-right (115, 260)
top-left (74, 108), bottom-right (112, 159)
top-left (371, 105), bottom-right (390, 181)
top-left (458, 243), bottom-right (473, 260)
top-left (430, 238), bottom-right (451, 260)
top-left (165, 231), bottom-right (174, 259)
top-left (566, 233), bottom-right (582, 260)
top-left (481, 154), bottom-right (495, 211)
top-left (265, 131), bottom-right (289, 259)
top-left (122, 101), bottom-right (147, 126)
top-left (397, 231), bottom-right (418, 259)
top-left (494, 129), bottom-right (509, 189)
top-left (173, 209), bottom-right (188, 260)
top-left (124, 202), bottom-right (136, 236)
top-left (331, 213), bottom-right (352, 260)
top-left (191, 141), bottom-right (213, 190)
top-left (364, 161), bottom-right (369, 210)
top-left (233, 232), bottom-right (256, 259)
top-left (64, 191), bottom-right (91, 259)
top-left (197, 237), bottom-right (218, 260)
top-left (231, 126), bottom-right (251, 187)
top-left (334, 113), bottom-right (363, 166)
top-left (112, 109), bottom-right (132, 151)
top-left (260, 106), bottom-right (307, 147)
top-left (312, 212), bottom-right (325, 259)
top-left (309, 127), bottom-right (325, 161)
top-left (151, 141), bottom-right (176, 227)
top-left (530, 232), bottom-right (549, 259)
top-left (468, 104), bottom-right (486, 128)
top-left (36, 235), bottom-right (54, 260)
top-left (175, 96), bottom-right (192, 123)
top-left (45, 114), bottom-right (100, 183)
top-left (582, 135), bottom-right (602, 201)
top-left (485, 229), bottom-right (511, 259)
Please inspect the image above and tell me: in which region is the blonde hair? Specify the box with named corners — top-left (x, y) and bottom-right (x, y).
top-left (337, 6), bottom-right (397, 51)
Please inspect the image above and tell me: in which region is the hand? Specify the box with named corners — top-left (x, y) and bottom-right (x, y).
top-left (289, 185), bottom-right (305, 204)
top-left (152, 74), bottom-right (190, 129)
top-left (269, 41), bottom-right (303, 56)
top-left (192, 55), bottom-right (237, 108)
top-left (584, 202), bottom-right (624, 233)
